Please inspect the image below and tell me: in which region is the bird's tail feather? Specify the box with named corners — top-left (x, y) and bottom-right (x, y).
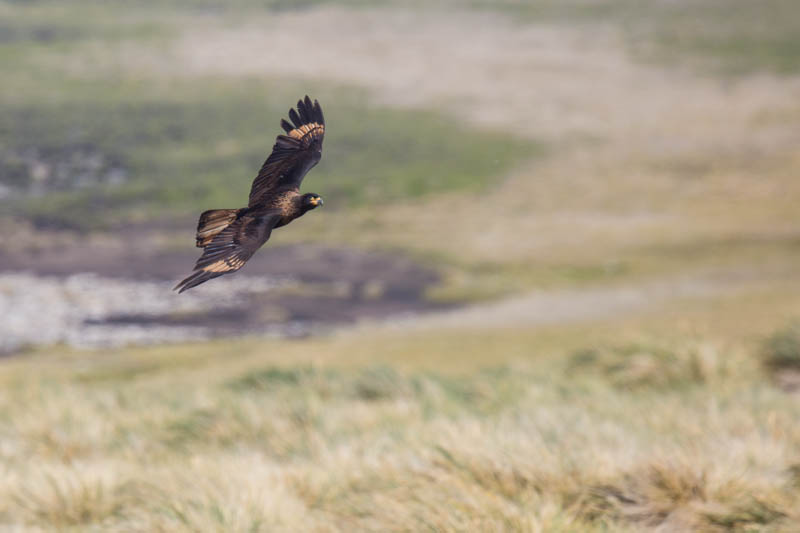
top-left (195, 208), bottom-right (241, 247)
top-left (174, 269), bottom-right (226, 294)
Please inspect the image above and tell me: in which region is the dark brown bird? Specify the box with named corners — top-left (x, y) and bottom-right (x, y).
top-left (175, 96), bottom-right (325, 293)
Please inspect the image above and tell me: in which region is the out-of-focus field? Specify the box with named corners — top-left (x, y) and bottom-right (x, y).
top-left (2, 0), bottom-right (800, 530)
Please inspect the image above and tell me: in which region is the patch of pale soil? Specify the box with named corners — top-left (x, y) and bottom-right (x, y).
top-left (376, 269), bottom-right (795, 333)
top-left (401, 279), bottom-right (716, 330)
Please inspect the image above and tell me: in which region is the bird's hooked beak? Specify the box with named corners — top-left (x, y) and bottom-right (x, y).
top-left (312, 197), bottom-right (324, 207)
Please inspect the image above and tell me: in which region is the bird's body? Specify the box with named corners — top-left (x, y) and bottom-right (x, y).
top-left (175, 96), bottom-right (325, 293)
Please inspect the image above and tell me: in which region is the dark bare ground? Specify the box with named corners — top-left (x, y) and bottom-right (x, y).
top-left (0, 223), bottom-right (449, 350)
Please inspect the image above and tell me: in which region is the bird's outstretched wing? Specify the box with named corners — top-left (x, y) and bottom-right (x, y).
top-left (248, 96), bottom-right (325, 206)
top-left (174, 212), bottom-right (281, 293)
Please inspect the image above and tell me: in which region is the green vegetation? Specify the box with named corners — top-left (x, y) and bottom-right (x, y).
top-left (1, 78), bottom-right (535, 229)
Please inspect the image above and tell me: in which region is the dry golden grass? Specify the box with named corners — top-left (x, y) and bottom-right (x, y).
top-left (2, 290), bottom-right (800, 531)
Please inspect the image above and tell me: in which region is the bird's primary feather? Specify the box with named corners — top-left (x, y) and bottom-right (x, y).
top-left (248, 95), bottom-right (325, 207)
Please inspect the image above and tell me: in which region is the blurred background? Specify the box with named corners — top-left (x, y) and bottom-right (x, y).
top-left (1, 1), bottom-right (800, 530)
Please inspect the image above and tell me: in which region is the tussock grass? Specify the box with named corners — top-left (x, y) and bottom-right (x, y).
top-left (759, 324), bottom-right (800, 393)
top-left (568, 340), bottom-right (751, 391)
top-left (2, 329), bottom-right (799, 531)
top-left (11, 469), bottom-right (143, 528)
top-left (761, 324), bottom-right (800, 372)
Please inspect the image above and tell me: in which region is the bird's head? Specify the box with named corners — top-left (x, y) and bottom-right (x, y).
top-left (302, 193), bottom-right (324, 210)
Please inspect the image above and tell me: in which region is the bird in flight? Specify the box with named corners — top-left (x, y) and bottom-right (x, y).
top-left (175, 96), bottom-right (325, 293)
